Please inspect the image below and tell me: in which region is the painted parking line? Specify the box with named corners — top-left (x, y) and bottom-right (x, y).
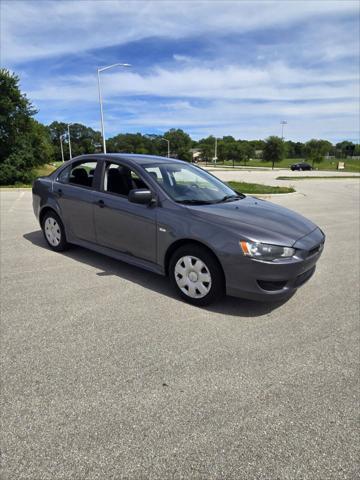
top-left (7, 191), bottom-right (25, 213)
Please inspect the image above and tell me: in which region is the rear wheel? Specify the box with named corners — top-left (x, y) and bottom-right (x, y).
top-left (41, 211), bottom-right (69, 252)
top-left (169, 244), bottom-right (224, 306)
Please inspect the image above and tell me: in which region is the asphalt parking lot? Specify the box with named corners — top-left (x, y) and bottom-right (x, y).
top-left (1, 171), bottom-right (359, 480)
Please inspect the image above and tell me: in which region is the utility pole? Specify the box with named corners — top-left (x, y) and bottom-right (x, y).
top-left (280, 120), bottom-right (287, 140)
top-left (161, 137), bottom-right (170, 157)
top-left (97, 63), bottom-right (132, 153)
top-left (67, 124), bottom-right (72, 159)
top-left (214, 137), bottom-right (218, 164)
top-left (60, 135), bottom-right (65, 162)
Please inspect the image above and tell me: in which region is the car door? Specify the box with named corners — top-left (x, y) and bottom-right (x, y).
top-left (54, 159), bottom-right (100, 243)
top-left (93, 161), bottom-right (157, 263)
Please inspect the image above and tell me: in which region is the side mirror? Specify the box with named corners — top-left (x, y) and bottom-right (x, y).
top-left (128, 188), bottom-right (154, 205)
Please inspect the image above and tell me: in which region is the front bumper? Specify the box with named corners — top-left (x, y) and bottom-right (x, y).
top-left (222, 228), bottom-right (325, 301)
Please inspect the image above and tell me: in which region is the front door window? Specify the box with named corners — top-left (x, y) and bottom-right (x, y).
top-left (104, 163), bottom-right (148, 196)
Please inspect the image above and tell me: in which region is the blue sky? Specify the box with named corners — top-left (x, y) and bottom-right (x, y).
top-left (1, 0), bottom-right (359, 142)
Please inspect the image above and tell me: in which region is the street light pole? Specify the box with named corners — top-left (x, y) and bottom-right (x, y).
top-left (161, 137), bottom-right (170, 157)
top-left (214, 137), bottom-right (218, 164)
top-left (67, 124), bottom-right (72, 160)
top-left (280, 120), bottom-right (287, 140)
top-left (60, 134), bottom-right (65, 162)
top-left (97, 63), bottom-right (132, 154)
top-left (97, 70), bottom-right (105, 154)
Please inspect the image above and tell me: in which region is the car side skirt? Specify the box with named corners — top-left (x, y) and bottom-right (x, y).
top-left (69, 238), bottom-right (165, 276)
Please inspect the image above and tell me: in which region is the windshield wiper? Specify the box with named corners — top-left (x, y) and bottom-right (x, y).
top-left (215, 194), bottom-right (244, 203)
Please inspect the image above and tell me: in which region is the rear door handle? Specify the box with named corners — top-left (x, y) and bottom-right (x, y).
top-left (56, 188), bottom-right (63, 197)
top-left (97, 199), bottom-right (105, 208)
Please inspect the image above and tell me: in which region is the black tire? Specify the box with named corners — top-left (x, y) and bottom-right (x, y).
top-left (41, 210), bottom-right (69, 252)
top-left (169, 244), bottom-right (225, 306)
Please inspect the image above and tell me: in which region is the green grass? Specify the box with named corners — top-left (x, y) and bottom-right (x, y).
top-left (203, 158), bottom-right (360, 172)
top-left (228, 181), bottom-right (295, 194)
top-left (277, 175), bottom-right (360, 180)
top-left (35, 162), bottom-right (62, 176)
top-left (0, 183), bottom-right (33, 188)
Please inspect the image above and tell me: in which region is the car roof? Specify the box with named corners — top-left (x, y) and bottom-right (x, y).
top-left (78, 153), bottom-right (186, 166)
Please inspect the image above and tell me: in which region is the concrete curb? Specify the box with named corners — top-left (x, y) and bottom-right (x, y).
top-left (249, 191), bottom-right (305, 199)
top-left (0, 187), bottom-right (32, 191)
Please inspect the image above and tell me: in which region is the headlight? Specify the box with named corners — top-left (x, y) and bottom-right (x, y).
top-left (240, 241), bottom-right (295, 261)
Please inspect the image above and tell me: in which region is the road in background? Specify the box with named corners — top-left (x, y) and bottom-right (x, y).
top-left (1, 173), bottom-right (359, 479)
top-left (203, 165), bottom-right (360, 184)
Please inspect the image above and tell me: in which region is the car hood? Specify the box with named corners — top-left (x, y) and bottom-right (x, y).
top-left (187, 196), bottom-right (318, 246)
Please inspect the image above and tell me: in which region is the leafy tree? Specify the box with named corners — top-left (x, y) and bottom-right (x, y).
top-left (286, 140), bottom-right (304, 159)
top-left (263, 136), bottom-right (286, 169)
top-left (249, 139), bottom-right (266, 151)
top-left (163, 128), bottom-right (192, 161)
top-left (305, 139), bottom-right (332, 167)
top-left (142, 134), bottom-right (169, 156)
top-left (67, 123), bottom-right (102, 157)
top-left (0, 69), bottom-right (36, 160)
top-left (0, 69), bottom-right (55, 184)
top-left (238, 141), bottom-right (255, 165)
top-left (48, 121), bottom-right (102, 161)
top-left (47, 121), bottom-right (68, 160)
top-left (335, 141), bottom-right (355, 158)
top-left (216, 139), bottom-right (226, 162)
top-left (197, 136), bottom-right (216, 162)
top-left (107, 133), bottom-right (154, 155)
top-left (217, 136), bottom-right (239, 163)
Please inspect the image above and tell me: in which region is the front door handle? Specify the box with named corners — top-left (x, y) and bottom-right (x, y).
top-left (97, 199), bottom-right (105, 208)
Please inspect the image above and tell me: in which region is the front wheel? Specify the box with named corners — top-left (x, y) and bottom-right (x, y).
top-left (41, 211), bottom-right (69, 252)
top-left (169, 244), bottom-right (224, 306)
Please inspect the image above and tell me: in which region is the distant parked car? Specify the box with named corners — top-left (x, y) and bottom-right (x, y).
top-left (32, 154), bottom-right (325, 306)
top-left (290, 162), bottom-right (312, 171)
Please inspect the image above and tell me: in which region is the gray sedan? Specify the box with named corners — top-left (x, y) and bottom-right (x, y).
top-left (32, 154), bottom-right (325, 305)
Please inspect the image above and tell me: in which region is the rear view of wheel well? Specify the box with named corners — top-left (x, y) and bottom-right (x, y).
top-left (164, 239), bottom-right (225, 282)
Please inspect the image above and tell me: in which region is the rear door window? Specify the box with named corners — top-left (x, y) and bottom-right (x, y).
top-left (57, 161), bottom-right (98, 188)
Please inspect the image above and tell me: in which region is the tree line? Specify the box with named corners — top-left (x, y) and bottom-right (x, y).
top-left (1, 68), bottom-right (359, 185)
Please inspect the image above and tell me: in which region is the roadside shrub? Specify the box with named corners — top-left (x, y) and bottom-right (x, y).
top-left (0, 153), bottom-right (35, 185)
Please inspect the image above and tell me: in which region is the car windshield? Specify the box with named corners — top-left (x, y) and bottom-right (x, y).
top-left (144, 163), bottom-right (244, 204)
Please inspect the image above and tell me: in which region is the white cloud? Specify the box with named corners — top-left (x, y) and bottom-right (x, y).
top-left (98, 97), bottom-right (358, 142)
top-left (1, 0), bottom-right (357, 64)
top-left (27, 62), bottom-right (357, 103)
top-left (173, 55), bottom-right (193, 63)
top-left (28, 62), bottom-right (358, 142)
top-left (2, 0), bottom-right (358, 142)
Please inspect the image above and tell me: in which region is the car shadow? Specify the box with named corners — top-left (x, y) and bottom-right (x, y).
top-left (23, 230), bottom-right (293, 318)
